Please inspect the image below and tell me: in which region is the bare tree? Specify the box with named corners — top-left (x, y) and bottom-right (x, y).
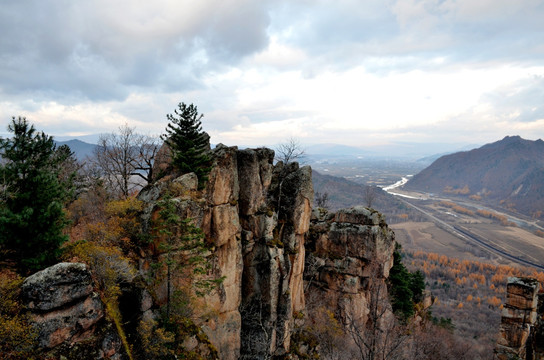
top-left (344, 265), bottom-right (408, 360)
top-left (239, 298), bottom-right (274, 360)
top-left (364, 185), bottom-right (376, 208)
top-left (132, 133), bottom-right (163, 184)
top-left (92, 124), bottom-right (161, 198)
top-left (275, 137), bottom-right (306, 164)
top-left (315, 191), bottom-right (330, 209)
top-left (409, 321), bottom-right (478, 360)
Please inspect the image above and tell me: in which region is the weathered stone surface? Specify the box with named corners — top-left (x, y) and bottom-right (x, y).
top-left (211, 204), bottom-right (241, 247)
top-left (238, 158), bottom-right (313, 359)
top-left (151, 143), bottom-right (173, 182)
top-left (304, 206), bottom-right (396, 343)
top-left (21, 144), bottom-right (410, 360)
top-left (21, 263), bottom-right (108, 352)
top-left (495, 276), bottom-right (541, 360)
top-left (334, 206), bottom-right (384, 226)
top-left (22, 262), bottom-right (93, 311)
top-left (505, 277), bottom-right (540, 312)
top-left (289, 166), bottom-right (313, 235)
top-left (207, 144), bottom-right (239, 206)
top-left (30, 293), bottom-right (104, 348)
top-left (237, 148), bottom-right (274, 216)
top-left (172, 172), bottom-right (198, 192)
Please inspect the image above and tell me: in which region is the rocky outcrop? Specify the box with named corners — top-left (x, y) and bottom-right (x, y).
top-left (239, 156), bottom-right (312, 359)
top-left (304, 206), bottom-right (396, 337)
top-left (24, 144), bottom-right (399, 360)
top-left (495, 277), bottom-right (542, 360)
top-left (22, 263), bottom-right (123, 359)
top-left (138, 144), bottom-right (314, 360)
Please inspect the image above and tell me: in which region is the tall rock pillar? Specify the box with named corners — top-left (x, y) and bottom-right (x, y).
top-left (495, 277), bottom-right (540, 360)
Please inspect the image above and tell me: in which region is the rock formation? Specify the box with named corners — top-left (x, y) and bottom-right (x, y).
top-left (21, 145), bottom-right (400, 360)
top-left (137, 144), bottom-right (313, 359)
top-left (305, 206), bottom-right (395, 318)
top-left (22, 262), bottom-right (123, 359)
top-left (303, 206), bottom-right (396, 357)
top-left (495, 277), bottom-right (543, 360)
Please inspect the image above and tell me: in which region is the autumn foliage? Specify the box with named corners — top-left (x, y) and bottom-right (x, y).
top-left (437, 201), bottom-right (474, 216)
top-left (443, 185), bottom-right (470, 195)
top-left (405, 250), bottom-right (544, 356)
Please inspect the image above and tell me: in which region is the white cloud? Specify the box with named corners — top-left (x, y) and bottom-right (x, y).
top-left (1, 1), bottom-right (544, 150)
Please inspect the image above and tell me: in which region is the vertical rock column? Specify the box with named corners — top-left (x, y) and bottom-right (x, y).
top-left (304, 206), bottom-right (396, 338)
top-left (202, 144), bottom-right (243, 360)
top-left (495, 277), bottom-right (540, 360)
top-left (238, 152), bottom-right (313, 360)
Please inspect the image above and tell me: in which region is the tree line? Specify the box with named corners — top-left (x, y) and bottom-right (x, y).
top-left (0, 102), bottom-right (221, 358)
top-left (0, 102), bottom-right (210, 273)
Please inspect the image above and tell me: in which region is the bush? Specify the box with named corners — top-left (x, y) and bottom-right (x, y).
top-left (0, 270), bottom-right (38, 359)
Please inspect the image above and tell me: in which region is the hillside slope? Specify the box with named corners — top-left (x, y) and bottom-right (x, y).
top-left (404, 136), bottom-right (544, 219)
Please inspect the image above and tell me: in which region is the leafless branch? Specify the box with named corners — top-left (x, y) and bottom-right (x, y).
top-left (275, 137), bottom-right (306, 164)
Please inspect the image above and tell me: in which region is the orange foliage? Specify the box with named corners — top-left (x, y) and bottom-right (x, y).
top-left (406, 251), bottom-right (544, 336)
top-left (469, 273), bottom-right (486, 285)
top-left (68, 196), bottom-right (144, 252)
top-left (487, 296), bottom-right (502, 307)
top-left (476, 209), bottom-right (516, 226)
top-left (443, 185), bottom-right (471, 195)
top-left (437, 201), bottom-right (474, 216)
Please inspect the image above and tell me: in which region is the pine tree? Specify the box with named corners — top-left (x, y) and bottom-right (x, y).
top-left (388, 245), bottom-right (414, 320)
top-left (162, 103), bottom-right (211, 188)
top-left (388, 243), bottom-right (426, 321)
top-left (0, 117), bottom-right (74, 272)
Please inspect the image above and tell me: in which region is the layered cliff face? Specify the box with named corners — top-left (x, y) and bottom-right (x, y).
top-left (303, 206), bottom-right (396, 357)
top-left (495, 277), bottom-right (544, 360)
top-left (21, 145), bottom-right (399, 359)
top-left (137, 144), bottom-right (314, 359)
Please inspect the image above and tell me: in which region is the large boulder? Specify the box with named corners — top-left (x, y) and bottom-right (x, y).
top-left (22, 263), bottom-right (108, 350)
top-left (23, 262), bottom-right (93, 311)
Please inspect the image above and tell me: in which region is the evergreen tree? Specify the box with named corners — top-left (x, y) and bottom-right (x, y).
top-left (0, 117), bottom-right (74, 272)
top-left (388, 243), bottom-right (426, 321)
top-left (409, 269), bottom-right (425, 303)
top-left (388, 245), bottom-right (414, 320)
top-left (162, 103), bottom-right (211, 188)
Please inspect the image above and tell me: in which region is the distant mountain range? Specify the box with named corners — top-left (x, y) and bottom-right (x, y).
top-left (312, 170), bottom-right (401, 211)
top-left (404, 136), bottom-right (544, 218)
top-left (56, 139), bottom-right (97, 160)
top-left (304, 141), bottom-right (479, 161)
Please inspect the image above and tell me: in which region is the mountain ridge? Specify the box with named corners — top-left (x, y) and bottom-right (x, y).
top-left (404, 135), bottom-right (544, 219)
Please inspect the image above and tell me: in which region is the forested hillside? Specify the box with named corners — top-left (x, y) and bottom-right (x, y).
top-left (405, 251), bottom-right (544, 356)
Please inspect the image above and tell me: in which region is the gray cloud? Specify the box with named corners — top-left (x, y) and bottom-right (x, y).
top-left (0, 1), bottom-right (272, 101)
top-left (264, 0), bottom-right (544, 74)
top-left (1, 0), bottom-right (544, 147)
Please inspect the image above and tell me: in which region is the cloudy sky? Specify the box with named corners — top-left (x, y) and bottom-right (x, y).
top-left (1, 0), bottom-right (543, 150)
